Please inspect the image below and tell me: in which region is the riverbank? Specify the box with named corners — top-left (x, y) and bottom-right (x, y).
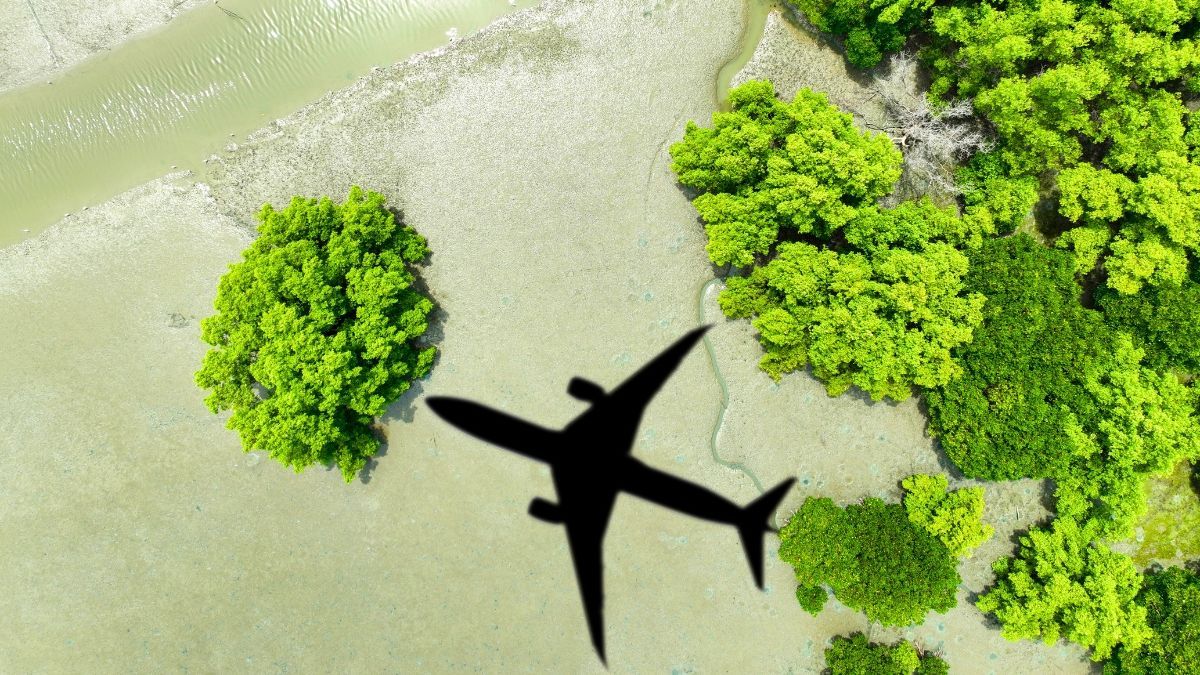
top-left (0, 0), bottom-right (206, 93)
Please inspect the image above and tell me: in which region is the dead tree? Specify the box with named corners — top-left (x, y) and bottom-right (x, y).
top-left (866, 52), bottom-right (991, 201)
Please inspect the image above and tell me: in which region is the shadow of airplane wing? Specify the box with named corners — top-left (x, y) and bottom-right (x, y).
top-left (426, 397), bottom-right (558, 464)
top-left (607, 325), bottom-right (710, 418)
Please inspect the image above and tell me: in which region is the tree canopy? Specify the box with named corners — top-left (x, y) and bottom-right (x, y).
top-left (1054, 334), bottom-right (1200, 538)
top-left (786, 0), bottom-right (1200, 665)
top-left (975, 517), bottom-right (1152, 662)
top-left (793, 0), bottom-right (1200, 297)
top-left (825, 632), bottom-right (950, 675)
top-left (778, 488), bottom-right (963, 626)
top-left (901, 473), bottom-right (993, 558)
top-left (1099, 278), bottom-right (1200, 373)
top-left (195, 186), bottom-right (437, 482)
top-left (923, 234), bottom-right (1112, 481)
top-left (1104, 565), bottom-right (1200, 674)
top-left (671, 80), bottom-right (902, 267)
top-left (673, 80), bottom-right (986, 401)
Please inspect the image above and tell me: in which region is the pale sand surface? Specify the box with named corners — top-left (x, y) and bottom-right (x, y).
top-left (0, 0), bottom-right (206, 93)
top-left (2, 1), bottom-right (1091, 671)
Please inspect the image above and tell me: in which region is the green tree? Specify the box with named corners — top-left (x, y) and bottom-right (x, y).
top-left (825, 632), bottom-right (949, 675)
top-left (790, 0), bottom-right (935, 68)
top-left (671, 80), bottom-right (902, 266)
top-left (1099, 278), bottom-right (1200, 373)
top-left (1054, 334), bottom-right (1200, 537)
top-left (924, 234), bottom-right (1112, 480)
top-left (1104, 565), bottom-right (1200, 674)
top-left (901, 473), bottom-right (994, 558)
top-left (674, 81), bottom-right (985, 401)
top-left (779, 496), bottom-right (960, 626)
top-left (955, 150), bottom-right (1039, 236)
top-left (719, 238), bottom-right (983, 401)
top-left (976, 517), bottom-right (1152, 662)
top-left (196, 186), bottom-right (437, 482)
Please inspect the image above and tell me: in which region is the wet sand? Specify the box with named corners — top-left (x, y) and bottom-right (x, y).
top-left (2, 1), bottom-right (1091, 671)
top-left (0, 0), bottom-right (206, 93)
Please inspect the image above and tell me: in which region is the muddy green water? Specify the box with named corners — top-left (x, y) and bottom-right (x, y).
top-left (0, 0), bottom-right (536, 247)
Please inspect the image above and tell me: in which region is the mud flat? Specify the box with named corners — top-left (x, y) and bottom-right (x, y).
top-left (0, 0), bottom-right (205, 93)
top-left (1, 1), bottom-right (1089, 672)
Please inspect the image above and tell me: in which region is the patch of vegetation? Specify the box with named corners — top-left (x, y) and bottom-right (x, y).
top-left (772, 0), bottom-right (1200, 664)
top-left (196, 186), bottom-right (437, 482)
top-left (790, 0), bottom-right (935, 69)
top-left (778, 474), bottom-right (983, 626)
top-left (795, 0), bottom-right (1200, 298)
top-left (672, 80), bottom-right (987, 401)
top-left (1098, 278), bottom-right (1200, 374)
top-left (901, 473), bottom-right (993, 558)
top-left (976, 517), bottom-right (1152, 662)
top-left (923, 234), bottom-right (1113, 481)
top-left (1104, 565), bottom-right (1200, 674)
top-left (924, 235), bottom-right (1200, 539)
top-left (1125, 461), bottom-right (1200, 567)
top-left (824, 632), bottom-right (949, 675)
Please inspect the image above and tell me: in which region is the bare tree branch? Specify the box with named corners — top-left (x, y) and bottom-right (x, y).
top-left (870, 52), bottom-right (992, 201)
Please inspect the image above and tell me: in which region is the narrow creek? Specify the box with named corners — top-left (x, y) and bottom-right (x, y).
top-left (696, 0), bottom-right (777, 498)
top-left (0, 0), bottom-right (538, 247)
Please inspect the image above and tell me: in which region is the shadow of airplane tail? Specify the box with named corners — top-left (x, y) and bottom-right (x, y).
top-left (738, 477), bottom-right (796, 589)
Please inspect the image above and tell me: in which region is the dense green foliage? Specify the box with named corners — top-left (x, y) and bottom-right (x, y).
top-left (924, 235), bottom-right (1111, 481)
top-left (787, 0), bottom-right (1200, 664)
top-left (793, 0), bottom-right (1200, 297)
top-left (791, 0), bottom-right (935, 68)
top-left (975, 518), bottom-right (1152, 662)
top-left (926, 235), bottom-right (1200, 538)
top-left (196, 186), bottom-right (437, 482)
top-left (1105, 565), bottom-right (1200, 673)
top-left (1099, 279), bottom-right (1200, 373)
top-left (932, 1), bottom-right (1200, 296)
top-left (825, 632), bottom-right (949, 675)
top-left (778, 491), bottom-right (961, 626)
top-left (901, 473), bottom-right (993, 558)
top-left (718, 237), bottom-right (983, 400)
top-left (1054, 334), bottom-right (1200, 534)
top-left (671, 80), bottom-right (903, 266)
top-left (673, 81), bottom-right (986, 401)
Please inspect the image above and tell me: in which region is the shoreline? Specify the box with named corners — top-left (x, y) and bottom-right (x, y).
top-left (0, 0), bottom-right (208, 95)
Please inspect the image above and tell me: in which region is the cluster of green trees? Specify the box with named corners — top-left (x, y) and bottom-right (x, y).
top-left (901, 473), bottom-right (992, 558)
top-left (793, 0), bottom-right (1200, 301)
top-left (778, 474), bottom-right (989, 626)
top-left (982, 542), bottom-right (1200, 669)
top-left (824, 632), bottom-right (948, 675)
top-left (760, 0), bottom-right (1200, 665)
top-left (975, 517), bottom-right (1151, 661)
top-left (196, 186), bottom-right (437, 482)
top-left (671, 81), bottom-right (988, 401)
top-left (1105, 564), bottom-right (1200, 673)
top-left (924, 235), bottom-right (1200, 539)
top-left (674, 75), bottom-right (1200, 663)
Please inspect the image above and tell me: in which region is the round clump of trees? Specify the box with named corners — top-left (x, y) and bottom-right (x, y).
top-left (777, 474), bottom-right (990, 627)
top-left (196, 186), bottom-right (437, 482)
top-left (824, 633), bottom-right (948, 675)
